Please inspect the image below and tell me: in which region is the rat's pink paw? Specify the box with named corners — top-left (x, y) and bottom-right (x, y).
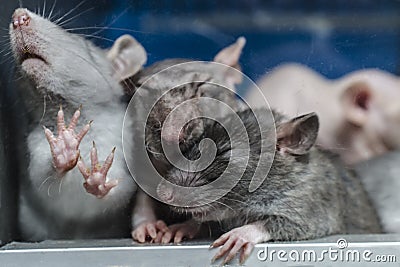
top-left (44, 106), bottom-right (91, 174)
top-left (77, 142), bottom-right (118, 198)
top-left (131, 220), bottom-right (169, 243)
top-left (211, 225), bottom-right (264, 265)
top-left (159, 220), bottom-right (201, 244)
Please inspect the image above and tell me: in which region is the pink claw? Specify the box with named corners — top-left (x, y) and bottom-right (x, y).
top-left (44, 106), bottom-right (91, 174)
top-left (159, 220), bottom-right (201, 244)
top-left (210, 224), bottom-right (270, 265)
top-left (131, 220), bottom-right (169, 243)
top-left (77, 143), bottom-right (118, 198)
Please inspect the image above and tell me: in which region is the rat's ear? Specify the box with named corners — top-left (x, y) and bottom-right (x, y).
top-left (276, 112), bottom-right (319, 155)
top-left (341, 81), bottom-right (372, 127)
top-left (107, 34), bottom-right (147, 81)
top-left (213, 37), bottom-right (246, 85)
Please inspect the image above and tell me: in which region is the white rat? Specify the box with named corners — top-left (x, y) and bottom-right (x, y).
top-left (9, 8), bottom-right (146, 240)
top-left (246, 63), bottom-right (400, 165)
top-left (356, 151), bottom-right (400, 233)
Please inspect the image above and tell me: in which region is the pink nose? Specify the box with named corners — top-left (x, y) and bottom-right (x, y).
top-left (12, 9), bottom-right (31, 29)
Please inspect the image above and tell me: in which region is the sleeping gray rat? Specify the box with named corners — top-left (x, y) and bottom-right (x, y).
top-left (9, 8), bottom-right (146, 240)
top-left (127, 38), bottom-right (247, 242)
top-left (156, 108), bottom-right (382, 264)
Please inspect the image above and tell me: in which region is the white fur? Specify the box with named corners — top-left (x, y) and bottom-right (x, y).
top-left (10, 8), bottom-right (144, 240)
top-left (246, 63), bottom-right (400, 164)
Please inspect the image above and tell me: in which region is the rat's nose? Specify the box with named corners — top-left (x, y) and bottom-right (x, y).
top-left (157, 183), bottom-right (174, 203)
top-left (12, 9), bottom-right (31, 29)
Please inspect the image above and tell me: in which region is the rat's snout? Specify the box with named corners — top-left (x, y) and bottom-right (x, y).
top-left (12, 9), bottom-right (31, 29)
top-left (157, 182), bottom-right (175, 204)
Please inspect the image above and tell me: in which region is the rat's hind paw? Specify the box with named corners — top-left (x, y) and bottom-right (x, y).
top-left (44, 105), bottom-right (91, 174)
top-left (131, 220), bottom-right (169, 243)
top-left (77, 142), bottom-right (118, 198)
top-left (159, 220), bottom-right (201, 244)
top-left (210, 224), bottom-right (269, 265)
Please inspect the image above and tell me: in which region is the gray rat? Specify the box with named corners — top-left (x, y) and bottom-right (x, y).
top-left (156, 108), bottom-right (382, 264)
top-left (9, 8), bottom-right (146, 240)
top-left (355, 151), bottom-right (400, 234)
top-left (127, 38), bottom-right (248, 242)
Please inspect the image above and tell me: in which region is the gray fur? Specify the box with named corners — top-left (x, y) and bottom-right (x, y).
top-left (161, 109), bottom-right (382, 241)
top-left (127, 55), bottom-right (243, 231)
top-left (129, 58), bottom-right (241, 175)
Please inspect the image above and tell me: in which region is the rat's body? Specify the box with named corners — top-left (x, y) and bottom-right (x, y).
top-left (356, 151), bottom-right (400, 233)
top-left (245, 63), bottom-right (400, 165)
top-left (9, 8), bottom-right (146, 240)
top-left (128, 38), bottom-right (248, 242)
top-left (158, 109), bottom-right (382, 264)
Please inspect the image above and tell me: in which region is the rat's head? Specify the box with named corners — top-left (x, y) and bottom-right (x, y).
top-left (9, 8), bottom-right (146, 105)
top-left (156, 130), bottom-right (230, 220)
top-left (339, 70), bottom-right (400, 163)
top-left (156, 111), bottom-right (320, 221)
top-left (144, 37), bottom-right (246, 157)
top-left (145, 81), bottom-right (206, 153)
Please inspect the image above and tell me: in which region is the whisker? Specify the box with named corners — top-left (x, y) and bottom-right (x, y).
top-left (72, 33), bottom-right (115, 44)
top-left (47, 179), bottom-right (56, 197)
top-left (38, 175), bottom-right (54, 191)
top-left (58, 7), bottom-right (95, 28)
top-left (38, 94), bottom-right (47, 125)
top-left (146, 145), bottom-right (163, 155)
top-left (65, 26), bottom-right (156, 36)
top-left (58, 176), bottom-right (64, 194)
top-left (91, 7), bottom-right (131, 37)
top-left (54, 0), bottom-right (87, 25)
top-left (212, 199), bottom-right (235, 213)
top-left (48, 0), bottom-right (57, 21)
top-left (220, 196), bottom-right (247, 206)
top-left (42, 0), bottom-right (46, 18)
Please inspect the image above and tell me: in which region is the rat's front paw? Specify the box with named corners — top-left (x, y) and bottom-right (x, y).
top-left (44, 105), bottom-right (91, 174)
top-left (131, 220), bottom-right (169, 243)
top-left (210, 224), bottom-right (269, 265)
top-left (77, 142), bottom-right (118, 198)
top-left (159, 220), bottom-right (201, 244)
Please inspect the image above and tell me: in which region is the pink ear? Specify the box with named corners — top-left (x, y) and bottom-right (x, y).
top-left (107, 35), bottom-right (147, 81)
top-left (341, 82), bottom-right (372, 126)
top-left (213, 37), bottom-right (246, 85)
top-left (276, 113), bottom-right (319, 156)
top-left (213, 37), bottom-right (246, 68)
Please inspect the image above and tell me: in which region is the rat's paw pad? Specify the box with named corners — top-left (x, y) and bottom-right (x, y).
top-left (44, 106), bottom-right (91, 173)
top-left (211, 226), bottom-right (256, 265)
top-left (132, 220), bottom-right (169, 243)
top-left (160, 221), bottom-right (201, 244)
top-left (77, 142), bottom-right (118, 198)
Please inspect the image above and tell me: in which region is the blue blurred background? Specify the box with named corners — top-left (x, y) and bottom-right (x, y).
top-left (1, 0), bottom-right (400, 83)
top-left (103, 0), bottom-right (400, 82)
